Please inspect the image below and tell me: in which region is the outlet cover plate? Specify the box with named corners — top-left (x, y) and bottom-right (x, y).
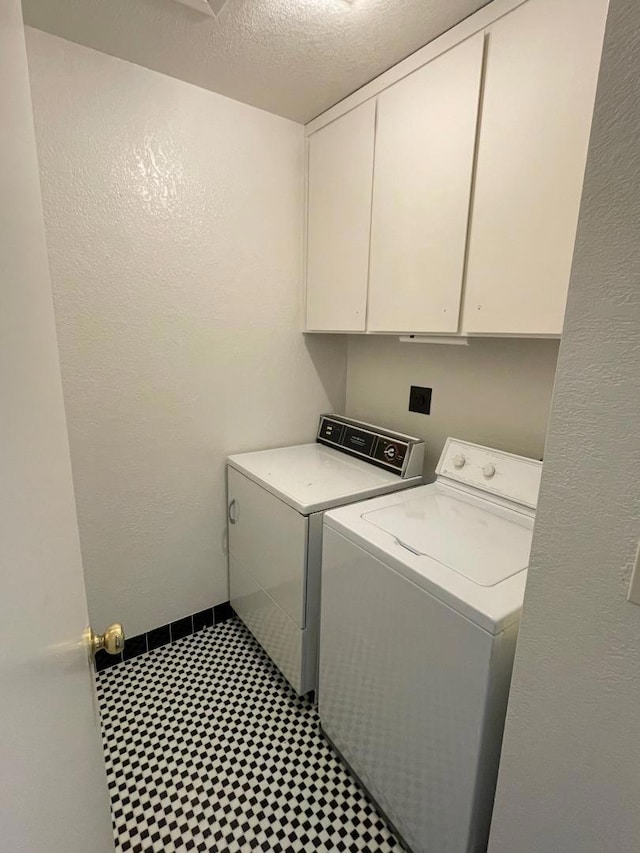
top-left (409, 385), bottom-right (432, 415)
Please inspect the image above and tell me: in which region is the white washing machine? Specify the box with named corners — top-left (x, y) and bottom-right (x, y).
top-left (319, 437), bottom-right (542, 853)
top-left (226, 415), bottom-right (424, 696)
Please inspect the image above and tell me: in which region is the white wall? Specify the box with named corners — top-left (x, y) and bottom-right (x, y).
top-left (346, 336), bottom-right (559, 476)
top-left (488, 0), bottom-right (640, 849)
top-left (25, 28), bottom-right (346, 637)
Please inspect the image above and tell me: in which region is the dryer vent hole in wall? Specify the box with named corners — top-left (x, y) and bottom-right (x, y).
top-left (409, 385), bottom-right (432, 415)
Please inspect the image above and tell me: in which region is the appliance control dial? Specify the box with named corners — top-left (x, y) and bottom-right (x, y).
top-left (483, 463), bottom-right (496, 479)
top-left (453, 454), bottom-right (466, 469)
top-left (384, 445), bottom-right (397, 460)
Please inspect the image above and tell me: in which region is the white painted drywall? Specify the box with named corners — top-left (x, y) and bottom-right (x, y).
top-left (22, 0), bottom-right (492, 122)
top-left (25, 29), bottom-right (346, 637)
top-left (346, 336), bottom-right (559, 476)
top-left (488, 0), bottom-right (640, 849)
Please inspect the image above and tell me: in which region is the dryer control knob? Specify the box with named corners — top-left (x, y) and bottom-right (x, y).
top-left (453, 454), bottom-right (466, 469)
top-left (483, 463), bottom-right (496, 479)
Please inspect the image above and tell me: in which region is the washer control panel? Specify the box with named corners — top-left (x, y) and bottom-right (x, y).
top-left (437, 438), bottom-right (542, 510)
top-left (317, 415), bottom-right (424, 478)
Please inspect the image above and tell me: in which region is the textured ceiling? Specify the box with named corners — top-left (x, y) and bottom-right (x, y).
top-left (22, 0), bottom-right (492, 123)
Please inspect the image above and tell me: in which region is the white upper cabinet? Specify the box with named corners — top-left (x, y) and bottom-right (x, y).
top-left (305, 100), bottom-right (376, 332)
top-left (462, 0), bottom-right (609, 336)
top-left (367, 34), bottom-right (485, 334)
top-left (303, 0), bottom-right (608, 337)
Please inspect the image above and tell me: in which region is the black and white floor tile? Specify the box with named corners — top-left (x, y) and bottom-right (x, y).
top-left (97, 617), bottom-right (401, 852)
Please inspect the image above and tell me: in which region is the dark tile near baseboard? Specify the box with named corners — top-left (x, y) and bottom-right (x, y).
top-left (123, 633), bottom-right (147, 661)
top-left (214, 601), bottom-right (234, 624)
top-left (94, 602), bottom-right (233, 672)
top-left (95, 648), bottom-right (122, 672)
top-left (193, 608), bottom-right (214, 632)
top-left (147, 624), bottom-right (171, 651)
top-left (171, 615), bottom-right (194, 642)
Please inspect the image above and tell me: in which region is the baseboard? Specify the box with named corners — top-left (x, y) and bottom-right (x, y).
top-left (94, 601), bottom-right (234, 672)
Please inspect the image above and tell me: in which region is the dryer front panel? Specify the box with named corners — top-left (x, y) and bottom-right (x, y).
top-left (227, 467), bottom-right (308, 628)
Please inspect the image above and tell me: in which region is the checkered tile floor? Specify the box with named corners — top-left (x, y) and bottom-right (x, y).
top-left (97, 617), bottom-right (402, 852)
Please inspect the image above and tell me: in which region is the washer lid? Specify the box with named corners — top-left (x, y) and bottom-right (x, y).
top-left (362, 490), bottom-right (533, 587)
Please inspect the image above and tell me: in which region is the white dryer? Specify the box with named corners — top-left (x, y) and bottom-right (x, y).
top-left (226, 415), bottom-right (424, 695)
top-left (319, 438), bottom-right (542, 853)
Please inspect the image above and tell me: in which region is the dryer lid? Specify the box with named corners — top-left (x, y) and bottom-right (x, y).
top-left (361, 490), bottom-right (533, 587)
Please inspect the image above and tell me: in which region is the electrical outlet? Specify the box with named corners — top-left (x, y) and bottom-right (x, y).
top-left (409, 385), bottom-right (432, 415)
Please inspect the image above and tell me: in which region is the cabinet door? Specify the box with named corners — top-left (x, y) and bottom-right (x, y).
top-left (462, 0), bottom-right (608, 335)
top-left (305, 100), bottom-right (376, 332)
top-left (367, 34), bottom-right (484, 334)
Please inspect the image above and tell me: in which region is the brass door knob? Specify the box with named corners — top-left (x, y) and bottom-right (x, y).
top-left (90, 623), bottom-right (125, 656)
